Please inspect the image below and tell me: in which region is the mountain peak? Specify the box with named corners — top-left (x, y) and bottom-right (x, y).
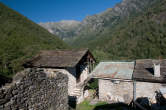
top-left (59, 20), bottom-right (81, 24)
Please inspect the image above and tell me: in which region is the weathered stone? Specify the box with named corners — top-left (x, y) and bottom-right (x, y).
top-left (99, 79), bottom-right (133, 103)
top-left (99, 79), bottom-right (164, 104)
top-left (0, 68), bottom-right (68, 110)
top-left (135, 81), bottom-right (162, 103)
top-left (12, 90), bottom-right (18, 95)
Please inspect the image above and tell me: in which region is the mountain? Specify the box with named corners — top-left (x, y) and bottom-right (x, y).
top-left (68, 0), bottom-right (159, 46)
top-left (40, 0), bottom-right (166, 62)
top-left (39, 20), bottom-right (81, 39)
top-left (75, 0), bottom-right (166, 61)
top-left (0, 3), bottom-right (68, 77)
top-left (40, 0), bottom-right (158, 41)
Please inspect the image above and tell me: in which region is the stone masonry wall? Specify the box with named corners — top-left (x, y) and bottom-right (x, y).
top-left (99, 79), bottom-right (165, 104)
top-left (99, 79), bottom-right (133, 103)
top-left (135, 81), bottom-right (163, 103)
top-left (0, 68), bottom-right (68, 110)
top-left (44, 68), bottom-right (76, 96)
top-left (79, 65), bottom-right (88, 84)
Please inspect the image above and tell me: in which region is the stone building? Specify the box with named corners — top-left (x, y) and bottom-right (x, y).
top-left (91, 61), bottom-right (135, 103)
top-left (133, 59), bottom-right (166, 103)
top-left (24, 49), bottom-right (96, 102)
top-left (91, 59), bottom-right (166, 104)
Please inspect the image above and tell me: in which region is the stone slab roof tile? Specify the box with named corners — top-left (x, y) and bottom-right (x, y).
top-left (133, 59), bottom-right (166, 83)
top-left (91, 61), bottom-right (135, 80)
top-left (24, 49), bottom-right (94, 68)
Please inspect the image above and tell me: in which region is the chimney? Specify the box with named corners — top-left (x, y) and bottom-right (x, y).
top-left (153, 63), bottom-right (160, 77)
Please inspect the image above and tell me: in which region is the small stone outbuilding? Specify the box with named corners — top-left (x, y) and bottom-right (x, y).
top-left (91, 61), bottom-right (135, 103)
top-left (24, 49), bottom-right (96, 101)
top-left (91, 59), bottom-right (166, 104)
top-left (133, 59), bottom-right (166, 103)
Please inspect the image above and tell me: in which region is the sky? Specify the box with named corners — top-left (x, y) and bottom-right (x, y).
top-left (0, 0), bottom-right (121, 23)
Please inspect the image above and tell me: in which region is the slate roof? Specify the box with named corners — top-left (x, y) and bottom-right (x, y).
top-left (91, 61), bottom-right (135, 80)
top-left (24, 49), bottom-right (94, 68)
top-left (133, 59), bottom-right (166, 83)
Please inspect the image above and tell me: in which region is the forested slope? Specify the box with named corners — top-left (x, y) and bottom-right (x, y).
top-left (72, 0), bottom-right (166, 61)
top-left (0, 3), bottom-right (68, 77)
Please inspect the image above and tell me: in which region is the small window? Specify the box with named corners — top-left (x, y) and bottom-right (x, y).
top-left (111, 80), bottom-right (120, 84)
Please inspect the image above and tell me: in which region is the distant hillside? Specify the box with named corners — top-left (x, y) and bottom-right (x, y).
top-left (40, 0), bottom-right (158, 41)
top-left (0, 3), bottom-right (68, 77)
top-left (74, 0), bottom-right (166, 61)
top-left (40, 0), bottom-right (165, 62)
top-left (68, 0), bottom-right (159, 46)
top-left (40, 20), bottom-right (81, 39)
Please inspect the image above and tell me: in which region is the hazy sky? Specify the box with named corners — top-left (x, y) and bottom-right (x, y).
top-left (0, 0), bottom-right (121, 23)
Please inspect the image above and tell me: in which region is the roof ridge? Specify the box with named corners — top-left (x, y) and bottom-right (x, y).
top-left (40, 48), bottom-right (89, 52)
top-left (23, 48), bottom-right (94, 68)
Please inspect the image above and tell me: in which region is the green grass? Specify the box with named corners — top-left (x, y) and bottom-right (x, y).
top-left (76, 100), bottom-right (130, 110)
top-left (76, 100), bottom-right (107, 110)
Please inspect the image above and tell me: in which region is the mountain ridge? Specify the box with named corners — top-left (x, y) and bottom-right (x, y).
top-left (40, 0), bottom-right (158, 40)
top-left (39, 20), bottom-right (81, 39)
top-left (39, 0), bottom-right (166, 62)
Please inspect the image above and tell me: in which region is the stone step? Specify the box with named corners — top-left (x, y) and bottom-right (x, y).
top-left (74, 89), bottom-right (81, 92)
top-left (71, 88), bottom-right (82, 96)
top-left (74, 92), bottom-right (81, 94)
top-left (73, 91), bottom-right (81, 94)
top-left (70, 93), bottom-right (81, 96)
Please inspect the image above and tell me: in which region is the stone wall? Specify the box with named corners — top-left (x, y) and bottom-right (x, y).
top-left (99, 79), bottom-right (133, 103)
top-left (0, 68), bottom-right (68, 110)
top-left (135, 81), bottom-right (164, 103)
top-left (76, 65), bottom-right (90, 104)
top-left (43, 66), bottom-right (90, 104)
top-left (44, 68), bottom-right (76, 96)
top-left (99, 78), bottom-right (166, 104)
top-left (79, 65), bottom-right (88, 84)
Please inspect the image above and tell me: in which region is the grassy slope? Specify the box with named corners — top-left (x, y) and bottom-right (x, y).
top-left (77, 100), bottom-right (129, 110)
top-left (0, 3), bottom-right (68, 77)
top-left (71, 0), bottom-right (166, 62)
top-left (77, 100), bottom-right (107, 110)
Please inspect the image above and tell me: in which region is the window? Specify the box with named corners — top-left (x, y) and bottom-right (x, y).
top-left (111, 80), bottom-right (120, 84)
